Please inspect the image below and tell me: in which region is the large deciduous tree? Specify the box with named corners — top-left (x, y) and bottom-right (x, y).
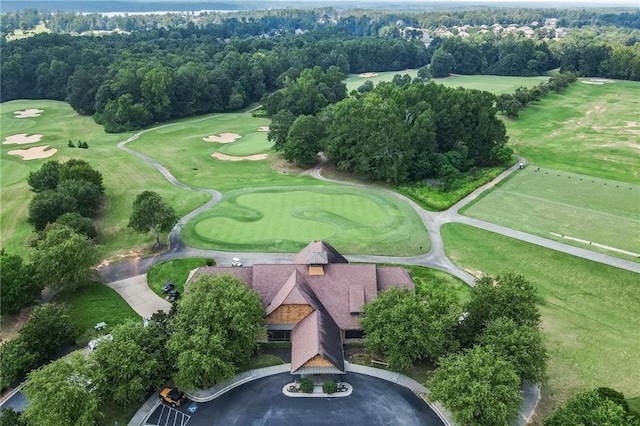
top-left (22, 353), bottom-right (102, 426)
top-left (27, 190), bottom-right (78, 231)
top-left (456, 271), bottom-right (541, 348)
top-left (545, 389), bottom-right (639, 426)
top-left (429, 345), bottom-right (522, 426)
top-left (283, 114), bottom-right (324, 167)
top-left (360, 286), bottom-right (460, 371)
top-left (32, 225), bottom-right (99, 292)
top-left (479, 318), bottom-right (547, 384)
top-left (0, 250), bottom-right (42, 315)
top-left (18, 304), bottom-right (75, 366)
top-left (167, 273), bottom-right (264, 391)
top-left (27, 160), bottom-right (60, 193)
top-left (128, 191), bottom-right (179, 249)
top-left (92, 321), bottom-right (172, 404)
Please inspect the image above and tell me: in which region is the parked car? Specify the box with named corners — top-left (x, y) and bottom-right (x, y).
top-left (88, 334), bottom-right (113, 351)
top-left (160, 387), bottom-right (186, 407)
top-left (231, 257), bottom-right (242, 267)
top-left (168, 289), bottom-right (179, 302)
top-left (162, 281), bottom-right (175, 293)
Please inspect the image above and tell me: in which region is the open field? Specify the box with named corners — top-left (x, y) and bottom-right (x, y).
top-left (461, 168), bottom-right (640, 259)
top-left (182, 186), bottom-right (429, 256)
top-left (0, 100), bottom-right (210, 259)
top-left (345, 70), bottom-right (549, 94)
top-left (57, 282), bottom-right (140, 345)
top-left (442, 223), bottom-right (640, 414)
top-left (505, 80), bottom-right (640, 183)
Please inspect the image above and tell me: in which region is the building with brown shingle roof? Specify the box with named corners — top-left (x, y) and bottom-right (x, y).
top-left (189, 241), bottom-right (415, 377)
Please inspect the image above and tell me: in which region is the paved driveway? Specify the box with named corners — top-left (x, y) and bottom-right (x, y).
top-left (148, 373), bottom-right (444, 426)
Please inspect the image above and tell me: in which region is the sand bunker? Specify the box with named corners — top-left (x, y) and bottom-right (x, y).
top-left (3, 133), bottom-right (44, 144)
top-left (13, 109), bottom-right (44, 118)
top-left (582, 78), bottom-right (615, 85)
top-left (358, 72), bottom-right (379, 78)
top-left (8, 146), bottom-right (57, 160)
top-left (211, 153), bottom-right (267, 161)
top-left (202, 133), bottom-right (241, 143)
top-left (258, 126), bottom-right (270, 132)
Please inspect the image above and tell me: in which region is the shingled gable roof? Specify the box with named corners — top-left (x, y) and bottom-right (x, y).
top-left (290, 280), bottom-right (345, 373)
top-left (293, 240), bottom-right (348, 265)
top-left (264, 269), bottom-right (308, 316)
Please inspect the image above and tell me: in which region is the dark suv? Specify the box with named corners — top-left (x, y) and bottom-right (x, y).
top-left (162, 281), bottom-right (174, 293)
top-left (168, 289), bottom-right (179, 302)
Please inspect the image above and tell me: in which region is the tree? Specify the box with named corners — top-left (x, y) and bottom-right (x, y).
top-left (55, 212), bottom-right (97, 239)
top-left (92, 321), bottom-right (172, 404)
top-left (32, 226), bottom-right (99, 292)
top-left (128, 191), bottom-right (179, 249)
top-left (27, 160), bottom-right (60, 192)
top-left (360, 287), bottom-right (460, 371)
top-left (283, 114), bottom-right (324, 167)
top-left (18, 304), bottom-right (74, 366)
top-left (545, 389), bottom-right (639, 426)
top-left (167, 273), bottom-right (264, 391)
top-left (0, 408), bottom-right (25, 426)
top-left (430, 49), bottom-right (455, 78)
top-left (429, 346), bottom-right (522, 426)
top-left (22, 353), bottom-right (102, 426)
top-left (0, 339), bottom-right (38, 390)
top-left (479, 318), bottom-right (547, 384)
top-left (58, 159), bottom-right (104, 192)
top-left (56, 179), bottom-right (103, 218)
top-left (456, 272), bottom-right (541, 348)
top-left (0, 250), bottom-right (42, 315)
top-left (27, 190), bottom-right (78, 231)
top-left (268, 109), bottom-right (297, 151)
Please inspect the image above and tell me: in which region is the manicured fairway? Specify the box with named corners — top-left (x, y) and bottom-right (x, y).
top-left (127, 112), bottom-right (318, 191)
top-left (461, 168), bottom-right (640, 259)
top-left (505, 79), bottom-right (640, 183)
top-left (0, 100), bottom-right (209, 259)
top-left (442, 223), bottom-right (640, 409)
top-left (182, 186), bottom-right (429, 256)
top-left (345, 70), bottom-right (549, 94)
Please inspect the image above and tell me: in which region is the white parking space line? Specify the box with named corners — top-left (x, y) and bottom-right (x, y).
top-left (146, 404), bottom-right (191, 426)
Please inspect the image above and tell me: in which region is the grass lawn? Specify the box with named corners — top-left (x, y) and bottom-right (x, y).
top-left (504, 79), bottom-right (640, 184)
top-left (345, 70), bottom-right (549, 94)
top-left (441, 223), bottom-right (640, 415)
top-left (0, 100), bottom-right (209, 260)
top-left (146, 257), bottom-right (213, 296)
top-left (461, 168), bottom-right (640, 259)
top-left (57, 282), bottom-right (140, 346)
top-left (182, 186), bottom-right (429, 256)
top-left (383, 264), bottom-right (472, 304)
top-left (126, 112), bottom-right (318, 192)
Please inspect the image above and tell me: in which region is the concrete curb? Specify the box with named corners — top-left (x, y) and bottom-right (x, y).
top-left (128, 398), bottom-right (162, 426)
top-left (282, 382), bottom-right (353, 398)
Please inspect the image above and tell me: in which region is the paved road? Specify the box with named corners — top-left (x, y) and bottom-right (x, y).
top-left (148, 373), bottom-right (445, 426)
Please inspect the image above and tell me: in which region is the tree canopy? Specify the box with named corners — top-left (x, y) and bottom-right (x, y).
top-left (32, 225), bottom-right (99, 292)
top-left (92, 321), bottom-right (172, 404)
top-left (429, 345), bottom-right (523, 426)
top-left (22, 353), bottom-right (102, 426)
top-left (360, 286), bottom-right (460, 371)
top-left (0, 250), bottom-right (42, 315)
top-left (167, 273), bottom-right (264, 391)
top-left (545, 389), bottom-right (640, 426)
top-left (456, 271), bottom-right (541, 348)
top-left (128, 191), bottom-right (179, 249)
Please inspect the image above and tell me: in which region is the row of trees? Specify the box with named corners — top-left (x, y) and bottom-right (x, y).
top-left (272, 75), bottom-right (511, 185)
top-left (361, 272), bottom-right (547, 425)
top-left (495, 71), bottom-right (578, 118)
top-left (1, 273), bottom-right (264, 425)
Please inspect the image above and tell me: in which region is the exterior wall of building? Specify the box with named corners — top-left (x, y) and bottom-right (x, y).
top-left (265, 304), bottom-right (314, 325)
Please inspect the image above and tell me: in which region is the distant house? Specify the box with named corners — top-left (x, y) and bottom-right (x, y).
top-left (189, 241), bottom-right (415, 377)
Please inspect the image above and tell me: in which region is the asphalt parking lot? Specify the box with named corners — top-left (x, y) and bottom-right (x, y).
top-left (148, 372), bottom-right (444, 426)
